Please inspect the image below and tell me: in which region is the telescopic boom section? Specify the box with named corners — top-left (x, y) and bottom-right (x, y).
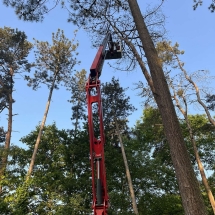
top-left (86, 33), bottom-right (121, 215)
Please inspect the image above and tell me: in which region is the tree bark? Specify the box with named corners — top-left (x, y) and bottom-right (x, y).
top-left (189, 124), bottom-right (215, 215)
top-left (173, 90), bottom-right (215, 215)
top-left (0, 73), bottom-right (13, 193)
top-left (115, 120), bottom-right (139, 215)
top-left (74, 98), bottom-right (81, 138)
top-left (26, 74), bottom-right (57, 181)
top-left (127, 1), bottom-right (207, 214)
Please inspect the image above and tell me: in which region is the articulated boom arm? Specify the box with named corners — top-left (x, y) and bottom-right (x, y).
top-left (90, 32), bottom-right (121, 79)
top-left (86, 33), bottom-right (121, 215)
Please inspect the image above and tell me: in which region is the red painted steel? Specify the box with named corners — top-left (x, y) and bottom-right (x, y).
top-left (86, 32), bottom-right (121, 215)
top-left (90, 32), bottom-right (111, 78)
top-left (86, 77), bottom-right (108, 215)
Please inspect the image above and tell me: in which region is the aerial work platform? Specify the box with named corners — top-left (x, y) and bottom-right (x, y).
top-left (86, 32), bottom-right (122, 215)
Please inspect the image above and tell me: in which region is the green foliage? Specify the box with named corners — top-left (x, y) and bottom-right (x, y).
top-left (0, 75), bottom-right (9, 113)
top-left (135, 108), bottom-right (215, 173)
top-left (2, 0), bottom-right (165, 73)
top-left (3, 0), bottom-right (50, 22)
top-left (1, 123), bottom-right (92, 214)
top-left (21, 123), bottom-right (91, 214)
top-left (206, 94), bottom-right (215, 111)
top-left (1, 109), bottom-right (215, 214)
top-left (0, 27), bottom-right (33, 70)
top-left (139, 193), bottom-right (184, 215)
top-left (1, 74), bottom-right (214, 214)
top-left (0, 26), bottom-right (33, 112)
top-left (133, 107), bottom-right (178, 194)
top-left (0, 26), bottom-right (33, 190)
top-left (132, 107), bottom-right (215, 214)
top-left (156, 41), bottom-right (184, 67)
top-left (101, 77), bottom-right (136, 144)
top-left (0, 127), bottom-right (6, 143)
top-left (68, 69), bottom-right (87, 135)
top-left (25, 29), bottom-right (79, 90)
top-left (181, 114), bottom-right (215, 170)
top-left (102, 77), bottom-right (136, 122)
top-left (105, 140), bottom-right (132, 213)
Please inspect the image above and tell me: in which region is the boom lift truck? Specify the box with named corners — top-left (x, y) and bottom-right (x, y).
top-left (86, 32), bottom-right (122, 215)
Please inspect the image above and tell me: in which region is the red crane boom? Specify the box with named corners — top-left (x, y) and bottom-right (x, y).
top-left (86, 33), bottom-right (121, 215)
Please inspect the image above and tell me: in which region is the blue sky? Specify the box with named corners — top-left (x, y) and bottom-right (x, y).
top-left (0, 0), bottom-right (214, 147)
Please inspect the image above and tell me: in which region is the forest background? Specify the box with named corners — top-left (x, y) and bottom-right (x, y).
top-left (0, 0), bottom-right (215, 214)
top-left (0, 0), bottom-right (215, 147)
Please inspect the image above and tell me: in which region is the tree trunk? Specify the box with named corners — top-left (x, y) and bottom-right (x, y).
top-left (26, 74), bottom-right (57, 181)
top-left (115, 120), bottom-right (139, 215)
top-left (127, 1), bottom-right (207, 214)
top-left (74, 98), bottom-right (81, 138)
top-left (0, 74), bottom-right (13, 193)
top-left (190, 125), bottom-right (215, 215)
top-left (173, 89), bottom-right (215, 214)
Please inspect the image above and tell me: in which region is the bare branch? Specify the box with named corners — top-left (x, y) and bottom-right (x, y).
top-left (173, 53), bottom-right (215, 127)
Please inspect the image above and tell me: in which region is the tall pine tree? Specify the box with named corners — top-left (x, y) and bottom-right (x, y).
top-left (0, 27), bottom-right (32, 192)
top-left (25, 29), bottom-right (79, 180)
